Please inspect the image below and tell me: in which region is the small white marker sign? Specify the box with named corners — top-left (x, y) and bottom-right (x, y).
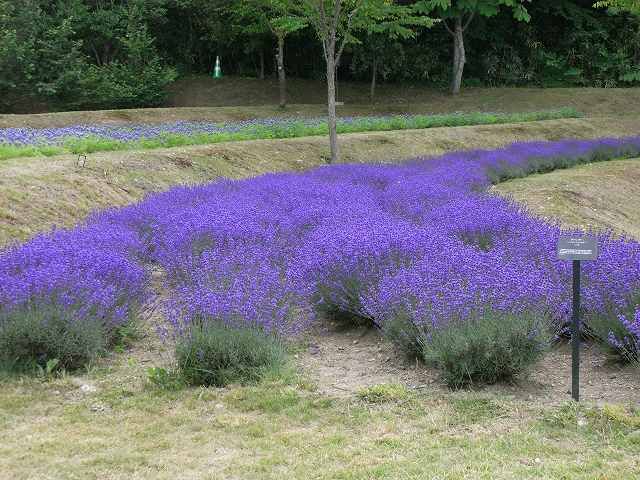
top-left (557, 236), bottom-right (599, 261)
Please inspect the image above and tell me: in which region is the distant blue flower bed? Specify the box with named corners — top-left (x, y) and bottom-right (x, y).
top-left (0, 109), bottom-right (580, 150)
top-left (0, 118), bottom-right (324, 146)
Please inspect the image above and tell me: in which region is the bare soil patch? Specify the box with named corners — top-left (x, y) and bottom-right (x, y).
top-left (298, 322), bottom-right (640, 406)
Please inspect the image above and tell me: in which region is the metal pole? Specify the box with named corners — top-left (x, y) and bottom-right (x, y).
top-left (571, 259), bottom-right (581, 402)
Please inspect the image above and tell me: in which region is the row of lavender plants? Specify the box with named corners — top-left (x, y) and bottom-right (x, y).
top-left (0, 109), bottom-right (580, 160)
top-left (1, 136), bottom-right (639, 383)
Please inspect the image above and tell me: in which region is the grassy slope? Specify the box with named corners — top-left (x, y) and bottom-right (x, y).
top-left (2, 115), bottom-right (640, 248)
top-left (3, 81), bottom-right (640, 128)
top-left (495, 158), bottom-right (640, 239)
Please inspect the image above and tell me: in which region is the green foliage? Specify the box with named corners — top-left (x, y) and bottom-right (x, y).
top-left (0, 304), bottom-right (108, 373)
top-left (175, 322), bottom-right (287, 387)
top-left (418, 0), bottom-right (530, 21)
top-left (379, 309), bottom-right (423, 358)
top-left (585, 291), bottom-right (640, 363)
top-left (0, 0), bottom-right (86, 110)
top-left (595, 0), bottom-right (640, 15)
top-left (1, 0), bottom-right (639, 112)
top-left (421, 310), bottom-right (554, 389)
top-left (0, 0), bottom-right (175, 112)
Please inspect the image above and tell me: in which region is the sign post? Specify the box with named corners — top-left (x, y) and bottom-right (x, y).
top-left (557, 236), bottom-right (598, 402)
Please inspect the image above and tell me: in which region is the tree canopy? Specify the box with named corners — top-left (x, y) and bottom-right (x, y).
top-left (0, 0), bottom-right (638, 112)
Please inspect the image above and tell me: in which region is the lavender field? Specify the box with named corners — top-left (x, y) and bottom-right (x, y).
top-left (1, 137), bottom-right (640, 377)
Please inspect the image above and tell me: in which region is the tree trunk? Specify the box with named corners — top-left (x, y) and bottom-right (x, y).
top-left (451, 16), bottom-right (466, 95)
top-left (370, 56), bottom-right (377, 102)
top-left (326, 54), bottom-right (339, 164)
top-left (277, 35), bottom-right (286, 109)
top-left (259, 49), bottom-right (265, 80)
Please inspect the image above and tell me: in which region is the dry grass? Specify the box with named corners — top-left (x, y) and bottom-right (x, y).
top-left (3, 79), bottom-right (640, 128)
top-left (3, 115), bottom-right (640, 247)
top-left (1, 351), bottom-right (639, 480)
top-left (494, 158), bottom-right (640, 240)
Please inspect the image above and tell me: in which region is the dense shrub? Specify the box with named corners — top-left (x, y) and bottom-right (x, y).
top-left (175, 322), bottom-right (287, 387)
top-left (421, 310), bottom-right (555, 388)
top-left (0, 304), bottom-right (108, 372)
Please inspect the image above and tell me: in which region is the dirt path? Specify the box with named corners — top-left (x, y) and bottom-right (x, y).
top-left (298, 322), bottom-right (640, 405)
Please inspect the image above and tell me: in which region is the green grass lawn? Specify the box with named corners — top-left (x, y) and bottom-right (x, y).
top-left (1, 358), bottom-right (638, 480)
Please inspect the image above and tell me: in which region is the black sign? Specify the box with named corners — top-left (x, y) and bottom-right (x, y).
top-left (557, 236), bottom-right (599, 261)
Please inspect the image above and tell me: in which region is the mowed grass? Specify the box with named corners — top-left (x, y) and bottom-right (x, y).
top-left (3, 80), bottom-right (640, 128)
top-left (2, 115), bottom-right (640, 248)
top-left (1, 359), bottom-right (639, 480)
top-left (494, 158), bottom-right (640, 240)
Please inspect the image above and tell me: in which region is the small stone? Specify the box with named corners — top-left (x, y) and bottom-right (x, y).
top-left (352, 340), bottom-right (359, 345)
top-left (534, 458), bottom-right (542, 464)
top-left (80, 384), bottom-right (97, 393)
top-left (215, 403), bottom-right (224, 410)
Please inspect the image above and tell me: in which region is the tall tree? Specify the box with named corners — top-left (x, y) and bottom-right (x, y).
top-left (356, 3), bottom-right (436, 100)
top-left (594, 0), bottom-right (640, 82)
top-left (301, 0), bottom-right (434, 163)
top-left (418, 0), bottom-right (530, 94)
top-left (236, 0), bottom-right (307, 108)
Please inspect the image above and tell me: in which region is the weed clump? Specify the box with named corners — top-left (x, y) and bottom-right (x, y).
top-left (176, 322), bottom-right (287, 387)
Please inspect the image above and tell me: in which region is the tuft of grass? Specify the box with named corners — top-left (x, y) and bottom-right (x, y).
top-left (543, 402), bottom-right (640, 440)
top-left (0, 109), bottom-right (582, 161)
top-left (356, 384), bottom-right (411, 404)
top-left (175, 321), bottom-right (288, 387)
top-left (450, 396), bottom-right (504, 424)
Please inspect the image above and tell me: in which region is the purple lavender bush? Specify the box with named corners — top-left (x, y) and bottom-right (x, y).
top-left (0, 220), bottom-right (148, 371)
top-left (1, 136), bottom-right (639, 381)
top-left (608, 307), bottom-right (640, 361)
